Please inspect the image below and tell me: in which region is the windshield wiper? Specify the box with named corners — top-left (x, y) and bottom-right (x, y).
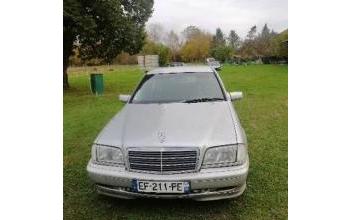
top-left (182, 97), bottom-right (224, 103)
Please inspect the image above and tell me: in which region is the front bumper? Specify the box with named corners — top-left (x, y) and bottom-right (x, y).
top-left (87, 159), bottom-right (249, 201)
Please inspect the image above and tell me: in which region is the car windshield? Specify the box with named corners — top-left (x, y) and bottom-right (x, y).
top-left (131, 72), bottom-right (225, 104)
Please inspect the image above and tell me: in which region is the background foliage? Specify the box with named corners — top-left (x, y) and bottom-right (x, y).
top-left (63, 0), bottom-right (154, 88)
top-left (69, 24), bottom-right (288, 67)
top-left (141, 40), bottom-right (172, 66)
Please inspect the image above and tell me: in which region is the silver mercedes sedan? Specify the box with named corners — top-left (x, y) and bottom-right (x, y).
top-left (87, 66), bottom-right (249, 201)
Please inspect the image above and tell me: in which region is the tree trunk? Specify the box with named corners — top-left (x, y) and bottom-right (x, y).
top-left (63, 60), bottom-right (69, 89)
top-left (63, 31), bottom-right (74, 89)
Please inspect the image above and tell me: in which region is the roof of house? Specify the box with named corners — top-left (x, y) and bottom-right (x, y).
top-left (146, 65), bottom-right (214, 75)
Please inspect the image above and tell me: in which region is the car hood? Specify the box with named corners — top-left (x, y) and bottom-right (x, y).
top-left (95, 102), bottom-right (237, 149)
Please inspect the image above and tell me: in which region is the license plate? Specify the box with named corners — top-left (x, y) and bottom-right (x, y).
top-left (134, 180), bottom-right (190, 194)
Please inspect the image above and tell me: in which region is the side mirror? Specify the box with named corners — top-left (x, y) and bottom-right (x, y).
top-left (119, 94), bottom-right (131, 103)
top-left (229, 91), bottom-right (243, 101)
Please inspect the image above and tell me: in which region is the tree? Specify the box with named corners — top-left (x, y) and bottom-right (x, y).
top-left (260, 23), bottom-right (271, 39)
top-left (165, 30), bottom-right (180, 61)
top-left (180, 32), bottom-right (212, 62)
top-left (239, 25), bottom-right (258, 58)
top-left (209, 28), bottom-right (231, 62)
top-left (142, 40), bottom-right (171, 66)
top-left (63, 0), bottom-right (154, 88)
top-left (247, 25), bottom-right (257, 40)
top-left (257, 24), bottom-right (274, 56)
top-left (228, 30), bottom-right (241, 51)
top-left (271, 29), bottom-right (288, 58)
top-left (182, 26), bottom-right (202, 42)
top-left (211, 45), bottom-right (233, 62)
top-left (213, 28), bottom-right (226, 46)
top-left (147, 23), bottom-right (165, 43)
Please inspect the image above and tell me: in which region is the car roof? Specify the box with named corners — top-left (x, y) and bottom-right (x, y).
top-left (146, 65), bottom-right (214, 75)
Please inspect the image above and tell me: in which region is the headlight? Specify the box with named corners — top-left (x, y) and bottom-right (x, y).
top-left (202, 144), bottom-right (248, 168)
top-left (202, 145), bottom-right (236, 168)
top-left (236, 144), bottom-right (248, 165)
top-left (94, 144), bottom-right (124, 166)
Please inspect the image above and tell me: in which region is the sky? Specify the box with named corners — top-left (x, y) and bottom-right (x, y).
top-left (147, 0), bottom-right (288, 38)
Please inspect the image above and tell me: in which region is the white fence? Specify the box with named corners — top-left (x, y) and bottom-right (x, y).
top-left (137, 55), bottom-right (159, 71)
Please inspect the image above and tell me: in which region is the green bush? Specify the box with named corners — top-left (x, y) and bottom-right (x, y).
top-left (210, 45), bottom-right (233, 63)
top-left (113, 52), bottom-right (138, 65)
top-left (142, 40), bottom-right (172, 66)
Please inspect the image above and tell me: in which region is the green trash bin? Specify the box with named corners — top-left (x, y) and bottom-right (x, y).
top-left (90, 73), bottom-right (104, 95)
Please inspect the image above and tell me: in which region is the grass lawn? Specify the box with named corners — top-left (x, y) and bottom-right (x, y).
top-left (64, 64), bottom-right (288, 220)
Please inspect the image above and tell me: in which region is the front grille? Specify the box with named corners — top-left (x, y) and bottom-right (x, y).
top-left (128, 149), bottom-right (198, 173)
